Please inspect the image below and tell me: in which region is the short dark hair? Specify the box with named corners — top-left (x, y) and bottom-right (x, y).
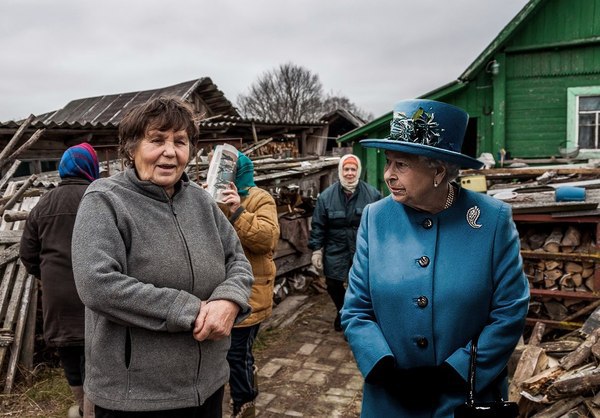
top-left (118, 96), bottom-right (199, 166)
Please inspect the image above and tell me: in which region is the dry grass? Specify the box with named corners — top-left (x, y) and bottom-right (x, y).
top-left (0, 364), bottom-right (73, 418)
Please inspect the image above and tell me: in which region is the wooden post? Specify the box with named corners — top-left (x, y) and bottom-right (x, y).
top-left (2, 129), bottom-right (46, 170)
top-left (0, 174), bottom-right (37, 216)
top-left (0, 160), bottom-right (22, 192)
top-left (0, 114), bottom-right (35, 166)
top-left (20, 278), bottom-right (37, 385)
top-left (4, 273), bottom-right (34, 394)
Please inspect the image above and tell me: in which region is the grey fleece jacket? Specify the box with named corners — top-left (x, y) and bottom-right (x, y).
top-left (71, 168), bottom-right (253, 411)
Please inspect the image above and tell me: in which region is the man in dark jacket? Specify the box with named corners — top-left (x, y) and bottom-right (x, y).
top-left (308, 154), bottom-right (381, 331)
top-left (20, 143), bottom-right (99, 418)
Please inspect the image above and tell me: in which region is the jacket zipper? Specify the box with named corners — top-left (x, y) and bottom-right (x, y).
top-left (168, 197), bottom-right (203, 405)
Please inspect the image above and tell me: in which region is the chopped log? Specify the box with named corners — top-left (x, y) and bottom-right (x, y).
top-left (582, 265), bottom-right (594, 279)
top-left (591, 339), bottom-right (600, 360)
top-left (548, 368), bottom-right (600, 399)
top-left (561, 226), bottom-right (582, 247)
top-left (560, 328), bottom-right (600, 370)
top-left (565, 262), bottom-right (584, 274)
top-left (529, 232), bottom-right (548, 250)
top-left (544, 301), bottom-right (569, 320)
top-left (559, 274), bottom-right (575, 289)
top-left (509, 346), bottom-right (548, 402)
top-left (586, 277), bottom-right (595, 291)
top-left (592, 390), bottom-right (600, 407)
top-left (521, 366), bottom-right (565, 395)
top-left (576, 231), bottom-right (593, 254)
top-left (3, 210), bottom-right (29, 222)
top-left (584, 400), bottom-right (600, 418)
top-left (521, 237), bottom-right (532, 250)
top-left (539, 340), bottom-right (581, 354)
top-left (534, 269), bottom-right (544, 283)
top-left (561, 246), bottom-right (576, 253)
top-left (544, 260), bottom-right (563, 270)
top-left (0, 230), bottom-right (22, 245)
top-left (544, 227), bottom-right (564, 253)
top-left (530, 397), bottom-right (585, 418)
top-left (544, 269), bottom-right (563, 281)
top-left (571, 273), bottom-right (583, 287)
top-left (529, 322), bottom-right (546, 346)
top-left (559, 273), bottom-right (583, 289)
top-left (561, 299), bottom-right (600, 324)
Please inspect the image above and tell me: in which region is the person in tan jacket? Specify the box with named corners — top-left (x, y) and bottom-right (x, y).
top-left (219, 152), bottom-right (280, 418)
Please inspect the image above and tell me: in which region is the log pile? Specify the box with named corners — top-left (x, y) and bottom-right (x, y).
top-left (520, 222), bottom-right (599, 326)
top-left (510, 321), bottom-right (600, 417)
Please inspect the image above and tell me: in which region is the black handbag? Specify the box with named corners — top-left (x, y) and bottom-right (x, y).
top-left (454, 335), bottom-right (519, 418)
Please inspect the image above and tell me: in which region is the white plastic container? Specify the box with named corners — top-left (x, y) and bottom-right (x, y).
top-left (206, 144), bottom-right (238, 203)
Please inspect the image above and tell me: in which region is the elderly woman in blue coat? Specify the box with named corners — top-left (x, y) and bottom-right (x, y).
top-left (341, 100), bottom-right (529, 418)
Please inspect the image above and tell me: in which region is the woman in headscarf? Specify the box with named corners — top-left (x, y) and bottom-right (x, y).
top-left (341, 99), bottom-right (529, 417)
top-left (218, 152), bottom-right (280, 418)
top-left (308, 154), bottom-right (381, 331)
top-left (20, 142), bottom-right (100, 418)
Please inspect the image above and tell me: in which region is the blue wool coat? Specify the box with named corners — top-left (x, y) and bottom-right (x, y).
top-left (341, 188), bottom-right (529, 418)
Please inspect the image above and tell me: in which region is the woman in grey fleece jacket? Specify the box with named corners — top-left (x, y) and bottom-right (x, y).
top-left (71, 97), bottom-right (253, 418)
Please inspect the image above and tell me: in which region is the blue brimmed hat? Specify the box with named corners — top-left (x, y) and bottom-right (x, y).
top-left (360, 99), bottom-right (483, 169)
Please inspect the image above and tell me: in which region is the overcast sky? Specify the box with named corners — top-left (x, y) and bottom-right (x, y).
top-left (0, 0), bottom-right (530, 122)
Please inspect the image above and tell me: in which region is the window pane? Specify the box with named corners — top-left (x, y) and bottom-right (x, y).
top-left (579, 113), bottom-right (596, 126)
top-left (578, 126), bottom-right (594, 148)
top-left (579, 96), bottom-right (600, 111)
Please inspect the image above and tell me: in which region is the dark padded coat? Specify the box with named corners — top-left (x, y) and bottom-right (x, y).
top-left (308, 181), bottom-right (381, 281)
top-left (20, 177), bottom-right (91, 347)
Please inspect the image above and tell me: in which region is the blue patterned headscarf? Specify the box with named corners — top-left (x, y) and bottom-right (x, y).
top-left (234, 152), bottom-right (256, 197)
top-left (58, 143), bottom-right (100, 182)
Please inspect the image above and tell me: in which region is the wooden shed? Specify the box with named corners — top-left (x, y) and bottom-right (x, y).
top-left (338, 0), bottom-right (600, 191)
top-left (0, 78), bottom-right (237, 177)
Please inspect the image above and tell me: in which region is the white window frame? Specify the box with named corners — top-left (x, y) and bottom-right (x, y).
top-left (567, 86), bottom-right (600, 151)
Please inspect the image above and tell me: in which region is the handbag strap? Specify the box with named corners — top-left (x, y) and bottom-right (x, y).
top-left (466, 335), bottom-right (478, 406)
top-left (467, 334), bottom-right (507, 404)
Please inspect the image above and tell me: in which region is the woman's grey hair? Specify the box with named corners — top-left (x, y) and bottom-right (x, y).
top-left (118, 96), bottom-right (199, 167)
top-left (418, 155), bottom-right (460, 182)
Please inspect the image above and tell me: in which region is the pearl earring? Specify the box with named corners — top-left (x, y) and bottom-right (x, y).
top-left (433, 180), bottom-right (438, 188)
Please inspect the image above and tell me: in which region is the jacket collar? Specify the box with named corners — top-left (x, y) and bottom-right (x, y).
top-left (58, 177), bottom-right (93, 187)
top-left (124, 167), bottom-right (190, 202)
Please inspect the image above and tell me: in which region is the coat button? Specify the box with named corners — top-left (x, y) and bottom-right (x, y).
top-left (422, 218), bottom-right (433, 229)
top-left (417, 296), bottom-right (428, 308)
top-left (417, 337), bottom-right (428, 348)
top-left (418, 256), bottom-right (430, 267)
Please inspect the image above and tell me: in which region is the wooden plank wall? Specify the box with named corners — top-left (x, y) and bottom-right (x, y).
top-left (0, 183), bottom-right (38, 393)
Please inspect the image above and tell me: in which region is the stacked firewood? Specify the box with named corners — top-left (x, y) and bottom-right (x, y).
top-left (510, 322), bottom-right (600, 417)
top-left (252, 141), bottom-right (298, 158)
top-left (520, 223), bottom-right (599, 323)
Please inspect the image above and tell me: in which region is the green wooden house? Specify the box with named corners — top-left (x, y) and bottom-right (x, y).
top-left (338, 0), bottom-right (600, 191)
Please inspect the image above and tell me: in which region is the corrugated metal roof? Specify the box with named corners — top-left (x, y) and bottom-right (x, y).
top-left (0, 78), bottom-right (237, 129)
top-left (199, 114), bottom-right (327, 129)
